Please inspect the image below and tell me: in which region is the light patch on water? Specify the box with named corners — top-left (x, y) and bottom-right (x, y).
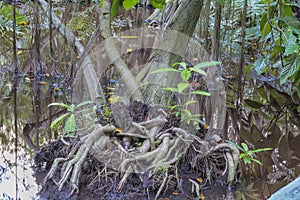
top-left (0, 145), bottom-right (41, 200)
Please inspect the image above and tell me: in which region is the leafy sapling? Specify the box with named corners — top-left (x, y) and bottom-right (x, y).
top-left (48, 101), bottom-right (93, 137)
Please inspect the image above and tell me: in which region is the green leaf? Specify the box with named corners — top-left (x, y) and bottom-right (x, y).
top-left (252, 58), bottom-right (268, 75)
top-left (277, 16), bottom-right (300, 30)
top-left (194, 61), bottom-right (220, 69)
top-left (240, 153), bottom-right (246, 159)
top-left (64, 114), bottom-right (76, 136)
top-left (184, 100), bottom-right (197, 106)
top-left (151, 67), bottom-right (179, 74)
top-left (150, 0), bottom-right (166, 9)
top-left (98, 0), bottom-right (103, 8)
top-left (48, 102), bottom-right (70, 109)
top-left (244, 99), bottom-right (264, 109)
top-left (260, 14), bottom-right (272, 39)
top-left (50, 113), bottom-right (70, 131)
top-left (270, 89), bottom-right (286, 107)
top-left (226, 140), bottom-right (244, 152)
top-left (282, 4), bottom-right (293, 17)
top-left (217, 0), bottom-right (225, 7)
top-left (243, 157), bottom-right (252, 165)
top-left (181, 69), bottom-right (191, 81)
top-left (74, 101), bottom-right (93, 110)
top-left (111, 0), bottom-right (121, 19)
top-left (241, 143), bottom-right (249, 151)
top-left (68, 104), bottom-right (75, 112)
top-left (245, 64), bottom-right (253, 73)
top-left (249, 148), bottom-right (273, 154)
top-left (173, 62), bottom-right (187, 69)
top-left (285, 45), bottom-right (299, 56)
top-left (251, 158), bottom-right (263, 166)
top-left (280, 54), bottom-right (300, 84)
top-left (272, 45), bottom-right (285, 59)
top-left (177, 82), bottom-right (189, 93)
top-left (189, 68), bottom-right (207, 76)
top-left (182, 109), bottom-right (192, 117)
top-left (188, 90), bottom-right (211, 96)
top-left (162, 87), bottom-right (179, 92)
top-left (123, 0), bottom-right (138, 10)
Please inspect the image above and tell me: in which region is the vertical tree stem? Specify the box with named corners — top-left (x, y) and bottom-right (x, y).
top-left (12, 0), bottom-right (19, 199)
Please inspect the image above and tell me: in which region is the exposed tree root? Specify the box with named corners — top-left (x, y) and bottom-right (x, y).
top-left (42, 107), bottom-right (240, 198)
top-left (43, 124), bottom-right (115, 195)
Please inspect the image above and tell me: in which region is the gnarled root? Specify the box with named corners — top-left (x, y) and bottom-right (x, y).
top-left (43, 124), bottom-right (115, 195)
top-left (116, 126), bottom-right (193, 191)
top-left (208, 142), bottom-right (240, 183)
top-left (43, 109), bottom-right (239, 198)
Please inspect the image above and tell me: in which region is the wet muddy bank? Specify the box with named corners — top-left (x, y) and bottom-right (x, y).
top-left (33, 138), bottom-right (231, 200)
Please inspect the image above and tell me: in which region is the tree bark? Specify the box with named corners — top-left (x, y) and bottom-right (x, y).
top-left (204, 1), bottom-right (226, 142)
top-left (99, 0), bottom-right (144, 102)
top-left (141, 0), bottom-right (204, 105)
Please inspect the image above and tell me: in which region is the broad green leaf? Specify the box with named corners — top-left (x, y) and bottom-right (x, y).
top-left (194, 61), bottom-right (220, 69)
top-left (280, 54), bottom-right (300, 84)
top-left (278, 16), bottom-right (300, 29)
top-left (177, 82), bottom-right (189, 93)
top-left (189, 68), bottom-right (207, 76)
top-left (271, 45), bottom-right (285, 59)
top-left (181, 70), bottom-right (191, 81)
top-left (48, 102), bottom-right (70, 109)
top-left (151, 67), bottom-right (178, 74)
top-left (261, 22), bottom-right (272, 39)
top-left (75, 101), bottom-right (93, 110)
top-left (64, 114), bottom-right (76, 136)
top-left (285, 45), bottom-right (299, 56)
top-left (50, 113), bottom-right (70, 131)
top-left (188, 90), bottom-right (211, 96)
top-left (111, 0), bottom-right (121, 19)
top-left (244, 99), bottom-right (264, 109)
top-left (282, 4), bottom-right (293, 17)
top-left (260, 13), bottom-right (272, 39)
top-left (252, 58), bottom-right (268, 75)
top-left (260, 13), bottom-right (268, 33)
top-left (241, 143), bottom-right (249, 151)
top-left (98, 0), bottom-right (103, 8)
top-left (286, 31), bottom-right (298, 46)
top-left (123, 0), bottom-right (138, 10)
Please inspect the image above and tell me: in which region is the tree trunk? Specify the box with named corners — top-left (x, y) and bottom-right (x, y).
top-left (141, 0), bottom-right (204, 105)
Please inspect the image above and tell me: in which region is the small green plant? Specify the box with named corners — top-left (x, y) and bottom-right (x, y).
top-left (227, 141), bottom-right (272, 165)
top-left (167, 99), bottom-right (204, 129)
top-left (152, 61), bottom-right (219, 128)
top-left (152, 61), bottom-right (219, 95)
top-left (48, 101), bottom-right (93, 137)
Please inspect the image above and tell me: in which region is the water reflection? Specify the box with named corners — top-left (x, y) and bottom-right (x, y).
top-left (0, 138), bottom-right (40, 200)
